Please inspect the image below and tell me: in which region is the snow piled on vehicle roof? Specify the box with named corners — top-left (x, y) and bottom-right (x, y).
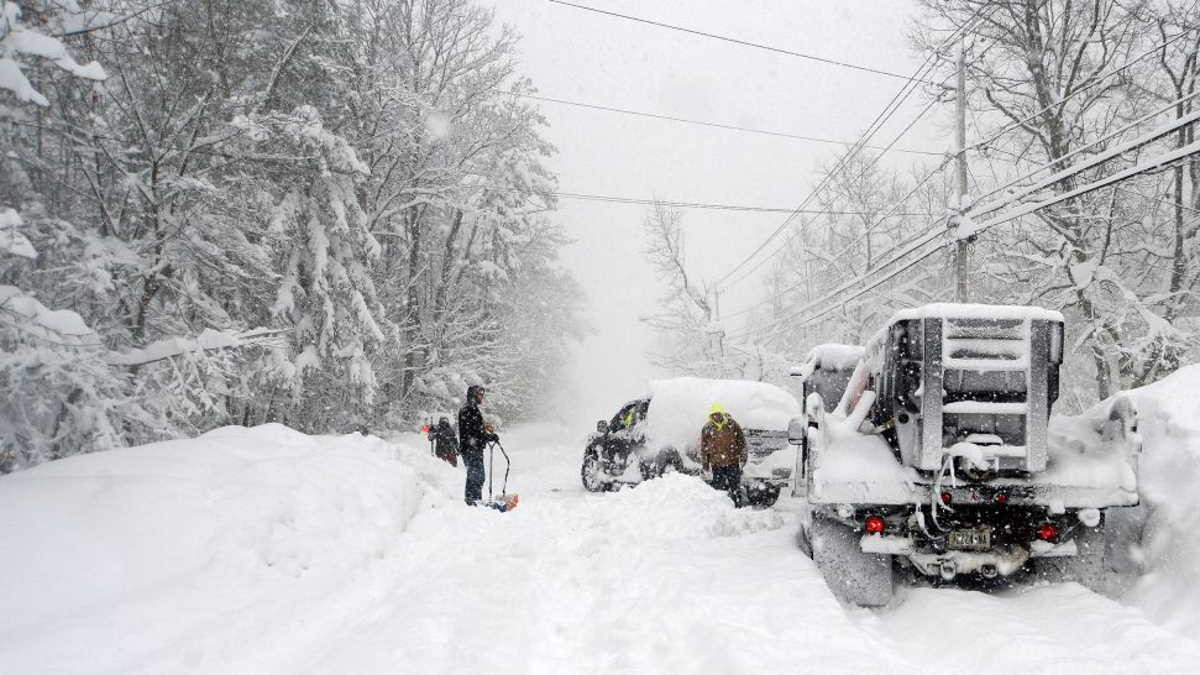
top-left (888, 302), bottom-right (1065, 323)
top-left (642, 377), bottom-right (800, 452)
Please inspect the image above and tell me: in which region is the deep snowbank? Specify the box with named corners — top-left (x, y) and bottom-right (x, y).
top-left (1115, 364), bottom-right (1200, 635)
top-left (3, 417), bottom-right (1200, 673)
top-left (0, 424), bottom-right (430, 673)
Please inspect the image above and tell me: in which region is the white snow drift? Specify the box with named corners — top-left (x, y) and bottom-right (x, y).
top-left (0, 424), bottom-right (423, 673)
top-left (2, 399), bottom-right (1200, 673)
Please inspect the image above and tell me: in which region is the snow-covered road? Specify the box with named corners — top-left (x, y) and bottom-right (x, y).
top-left (297, 425), bottom-right (1200, 674)
top-left (2, 422), bottom-right (1198, 674)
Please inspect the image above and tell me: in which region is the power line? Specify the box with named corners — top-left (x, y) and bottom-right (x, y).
top-left (1110, 184), bottom-right (1200, 215)
top-left (792, 235), bottom-right (946, 331)
top-left (966, 24), bottom-right (1198, 157)
top-left (551, 191), bottom-right (934, 215)
top-left (708, 7), bottom-right (992, 291)
top-left (731, 220), bottom-right (946, 341)
top-left (512, 93), bottom-right (943, 156)
top-left (739, 115), bottom-right (1200, 343)
top-left (742, 233), bottom-right (946, 344)
top-left (8, 117), bottom-right (940, 217)
top-left (725, 14), bottom-right (1189, 322)
top-left (967, 89), bottom-right (1200, 210)
top-left (969, 104), bottom-right (1200, 223)
top-left (714, 75), bottom-right (947, 289)
top-left (796, 137), bottom-right (1200, 332)
top-left (972, 133), bottom-right (1200, 236)
top-left (721, 155), bottom-right (956, 319)
top-left (731, 8), bottom-right (1200, 337)
top-left (546, 0), bottom-right (945, 87)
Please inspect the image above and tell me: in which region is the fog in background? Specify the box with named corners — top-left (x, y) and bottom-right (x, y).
top-left (491, 0), bottom-right (952, 428)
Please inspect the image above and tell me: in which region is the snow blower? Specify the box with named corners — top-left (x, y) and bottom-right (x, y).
top-left (486, 440), bottom-right (519, 512)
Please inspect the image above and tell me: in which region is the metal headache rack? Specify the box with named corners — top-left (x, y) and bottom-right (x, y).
top-left (871, 306), bottom-right (1064, 474)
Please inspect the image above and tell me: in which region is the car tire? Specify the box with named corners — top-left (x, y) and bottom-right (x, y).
top-left (656, 448), bottom-right (684, 477)
top-left (745, 481), bottom-right (781, 508)
top-left (581, 449), bottom-right (606, 493)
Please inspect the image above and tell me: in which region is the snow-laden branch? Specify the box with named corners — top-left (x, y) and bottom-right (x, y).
top-left (0, 1), bottom-right (106, 106)
top-left (107, 328), bottom-right (290, 368)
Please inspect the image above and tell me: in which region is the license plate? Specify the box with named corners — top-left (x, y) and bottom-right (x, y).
top-left (948, 527), bottom-right (991, 551)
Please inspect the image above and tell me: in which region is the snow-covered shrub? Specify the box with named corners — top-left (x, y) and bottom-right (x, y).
top-left (0, 210), bottom-right (129, 470)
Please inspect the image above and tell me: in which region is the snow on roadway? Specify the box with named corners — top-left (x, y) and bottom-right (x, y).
top-left (1, 422), bottom-right (1199, 674)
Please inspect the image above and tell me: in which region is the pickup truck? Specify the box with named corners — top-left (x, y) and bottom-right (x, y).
top-left (792, 304), bottom-right (1140, 606)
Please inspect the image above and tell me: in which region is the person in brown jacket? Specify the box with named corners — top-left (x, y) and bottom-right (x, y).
top-left (699, 405), bottom-right (747, 507)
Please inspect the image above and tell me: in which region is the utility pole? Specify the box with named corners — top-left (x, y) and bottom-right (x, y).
top-left (954, 37), bottom-right (970, 303)
top-left (711, 286), bottom-right (725, 367)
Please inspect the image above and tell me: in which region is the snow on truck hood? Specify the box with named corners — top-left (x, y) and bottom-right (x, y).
top-left (642, 377), bottom-right (800, 452)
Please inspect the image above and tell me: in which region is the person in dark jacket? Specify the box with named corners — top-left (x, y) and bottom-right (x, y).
top-left (699, 405), bottom-right (747, 507)
top-left (428, 417), bottom-right (458, 467)
top-left (458, 385), bottom-right (497, 505)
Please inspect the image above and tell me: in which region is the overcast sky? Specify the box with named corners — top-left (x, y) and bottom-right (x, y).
top-left (489, 0), bottom-right (954, 425)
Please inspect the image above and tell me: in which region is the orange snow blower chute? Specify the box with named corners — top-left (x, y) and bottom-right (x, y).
top-left (486, 439), bottom-right (519, 513)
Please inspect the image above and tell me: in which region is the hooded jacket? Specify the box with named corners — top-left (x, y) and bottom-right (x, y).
top-left (458, 385), bottom-right (492, 455)
top-left (699, 415), bottom-right (747, 469)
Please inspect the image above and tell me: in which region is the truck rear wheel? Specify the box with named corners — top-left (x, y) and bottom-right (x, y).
top-left (810, 511), bottom-right (894, 607)
top-left (1031, 521), bottom-right (1108, 594)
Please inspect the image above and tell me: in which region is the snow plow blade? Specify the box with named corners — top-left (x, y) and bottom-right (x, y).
top-left (486, 493), bottom-right (519, 512)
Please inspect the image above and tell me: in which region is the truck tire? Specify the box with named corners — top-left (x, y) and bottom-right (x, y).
top-left (810, 511), bottom-right (894, 607)
top-left (581, 450), bottom-right (606, 493)
top-left (1032, 521), bottom-right (1108, 594)
top-left (796, 519), bottom-right (813, 558)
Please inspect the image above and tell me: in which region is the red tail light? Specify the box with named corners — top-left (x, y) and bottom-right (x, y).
top-left (995, 493), bottom-right (1008, 505)
top-left (864, 516), bottom-right (886, 534)
top-left (1037, 524), bottom-right (1058, 542)
top-left (941, 491), bottom-right (953, 505)
top-left (420, 425), bottom-right (431, 433)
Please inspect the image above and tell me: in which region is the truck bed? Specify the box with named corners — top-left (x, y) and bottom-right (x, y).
top-left (807, 424), bottom-right (1138, 509)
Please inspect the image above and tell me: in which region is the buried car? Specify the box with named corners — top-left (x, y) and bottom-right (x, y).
top-left (581, 377), bottom-right (801, 506)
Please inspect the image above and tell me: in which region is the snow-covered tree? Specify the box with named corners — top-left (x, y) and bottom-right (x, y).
top-left (0, 2), bottom-right (133, 470)
top-left (1, 0), bottom-right (584, 466)
top-left (640, 202), bottom-right (752, 379)
top-left (246, 105), bottom-right (392, 431)
top-left (910, 0), bottom-right (1200, 401)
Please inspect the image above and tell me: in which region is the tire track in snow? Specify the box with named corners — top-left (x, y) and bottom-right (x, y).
top-left (296, 432), bottom-right (924, 674)
top-left (293, 428), bottom-right (1199, 674)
